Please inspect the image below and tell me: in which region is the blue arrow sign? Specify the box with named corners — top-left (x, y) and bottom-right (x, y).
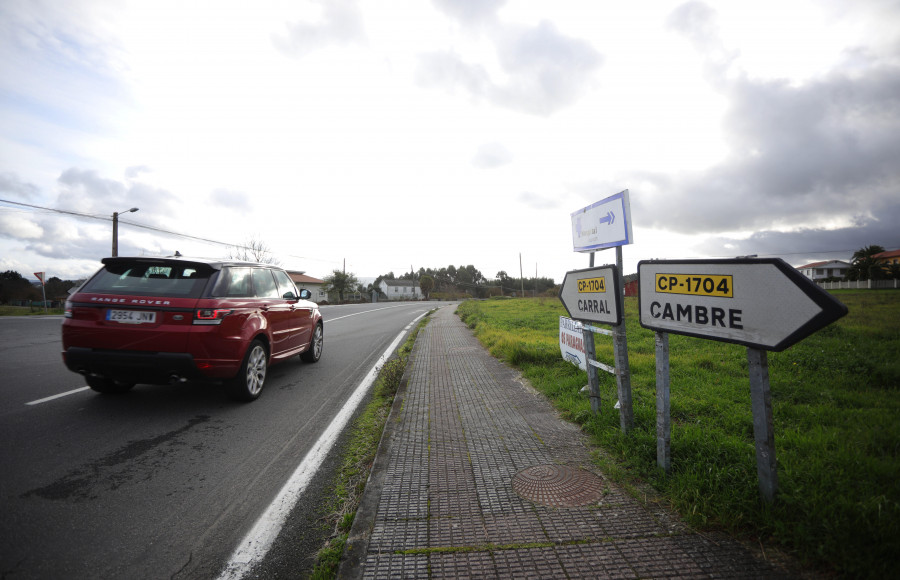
top-left (571, 190), bottom-right (633, 252)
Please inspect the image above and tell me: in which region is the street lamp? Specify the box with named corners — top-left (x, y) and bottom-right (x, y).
top-left (112, 207), bottom-right (139, 257)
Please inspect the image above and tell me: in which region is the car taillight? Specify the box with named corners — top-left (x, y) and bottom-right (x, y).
top-left (64, 300), bottom-right (73, 318)
top-left (194, 309), bottom-right (232, 325)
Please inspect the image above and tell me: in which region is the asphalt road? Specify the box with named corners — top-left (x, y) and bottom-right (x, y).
top-left (0, 302), bottom-right (434, 579)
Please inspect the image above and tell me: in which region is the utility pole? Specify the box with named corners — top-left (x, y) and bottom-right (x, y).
top-left (111, 207), bottom-right (139, 257)
top-left (519, 253), bottom-right (525, 297)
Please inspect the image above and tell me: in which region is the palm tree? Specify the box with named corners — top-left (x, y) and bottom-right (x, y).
top-left (847, 245), bottom-right (886, 281)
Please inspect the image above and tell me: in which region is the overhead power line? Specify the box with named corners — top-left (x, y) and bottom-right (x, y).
top-left (0, 198), bottom-right (335, 264)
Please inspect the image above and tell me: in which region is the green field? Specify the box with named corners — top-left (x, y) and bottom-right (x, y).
top-left (456, 291), bottom-right (899, 578)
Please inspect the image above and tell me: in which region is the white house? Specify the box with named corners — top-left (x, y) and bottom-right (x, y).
top-left (288, 271), bottom-right (328, 303)
top-left (379, 279), bottom-right (423, 300)
top-left (797, 260), bottom-right (850, 281)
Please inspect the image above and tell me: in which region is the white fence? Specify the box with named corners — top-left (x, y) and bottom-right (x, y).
top-left (817, 279), bottom-right (899, 290)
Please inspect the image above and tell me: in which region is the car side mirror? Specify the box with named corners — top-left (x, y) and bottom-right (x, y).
top-left (299, 289), bottom-right (311, 300)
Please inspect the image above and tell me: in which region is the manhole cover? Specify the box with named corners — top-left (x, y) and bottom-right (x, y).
top-left (512, 464), bottom-right (604, 508)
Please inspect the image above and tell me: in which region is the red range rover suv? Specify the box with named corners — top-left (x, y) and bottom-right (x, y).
top-left (62, 255), bottom-right (324, 401)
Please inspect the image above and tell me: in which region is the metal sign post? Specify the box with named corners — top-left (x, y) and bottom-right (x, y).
top-left (558, 263), bottom-right (633, 432)
top-left (638, 258), bottom-right (848, 501)
top-left (655, 331), bottom-right (671, 473)
top-left (612, 246), bottom-right (633, 432)
top-left (583, 327), bottom-right (602, 413)
top-left (747, 348), bottom-right (777, 502)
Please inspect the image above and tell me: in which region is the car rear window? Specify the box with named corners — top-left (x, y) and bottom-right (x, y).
top-left (211, 267), bottom-right (253, 297)
top-left (82, 262), bottom-right (213, 298)
top-left (210, 267), bottom-right (288, 298)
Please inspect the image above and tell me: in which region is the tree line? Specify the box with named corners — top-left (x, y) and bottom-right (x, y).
top-left (322, 265), bottom-right (558, 302)
top-left (0, 271), bottom-right (81, 304)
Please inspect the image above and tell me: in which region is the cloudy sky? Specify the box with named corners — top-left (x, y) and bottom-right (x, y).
top-left (1, 0), bottom-right (899, 284)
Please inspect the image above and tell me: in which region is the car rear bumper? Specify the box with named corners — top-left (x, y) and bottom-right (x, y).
top-left (63, 347), bottom-right (209, 384)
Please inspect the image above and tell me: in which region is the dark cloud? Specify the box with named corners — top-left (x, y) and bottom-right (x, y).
top-left (24, 219), bottom-right (110, 261)
top-left (628, 1), bottom-right (900, 256)
top-left (0, 172), bottom-right (40, 199)
top-left (55, 168), bottom-right (178, 227)
top-left (693, 204), bottom-right (900, 267)
top-left (57, 168), bottom-right (125, 205)
top-left (472, 142), bottom-right (513, 168)
top-left (416, 20), bottom-right (602, 116)
top-left (273, 0), bottom-right (365, 57)
top-left (16, 180), bottom-right (179, 263)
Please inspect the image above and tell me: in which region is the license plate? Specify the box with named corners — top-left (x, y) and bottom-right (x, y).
top-left (107, 310), bottom-right (157, 324)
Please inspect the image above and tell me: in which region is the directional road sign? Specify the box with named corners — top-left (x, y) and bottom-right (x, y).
top-left (571, 189), bottom-right (634, 252)
top-left (638, 258), bottom-right (848, 351)
top-left (559, 265), bottom-right (622, 325)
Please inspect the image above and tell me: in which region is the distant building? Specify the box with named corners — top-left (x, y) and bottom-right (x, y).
top-left (623, 273), bottom-right (639, 297)
top-left (379, 279), bottom-right (423, 300)
top-left (797, 260), bottom-right (850, 281)
top-left (287, 271), bottom-right (327, 303)
top-left (873, 249), bottom-right (900, 267)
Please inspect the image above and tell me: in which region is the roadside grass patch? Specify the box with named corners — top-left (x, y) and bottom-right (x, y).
top-left (456, 292), bottom-right (900, 578)
top-left (309, 313), bottom-right (431, 580)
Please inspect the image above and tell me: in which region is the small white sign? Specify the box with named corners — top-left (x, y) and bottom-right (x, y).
top-left (559, 316), bottom-right (586, 370)
top-left (571, 189), bottom-right (633, 252)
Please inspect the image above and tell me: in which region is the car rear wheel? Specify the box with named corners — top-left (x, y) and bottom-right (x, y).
top-left (228, 339), bottom-right (267, 401)
top-left (86, 375), bottom-right (136, 394)
top-left (300, 323), bottom-right (323, 363)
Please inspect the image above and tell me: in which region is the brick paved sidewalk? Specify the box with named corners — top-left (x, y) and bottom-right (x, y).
top-left (340, 305), bottom-right (790, 578)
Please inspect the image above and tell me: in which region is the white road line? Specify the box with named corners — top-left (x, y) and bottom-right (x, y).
top-left (26, 386), bottom-right (90, 406)
top-left (325, 303), bottom-right (423, 322)
top-left (217, 311), bottom-right (428, 580)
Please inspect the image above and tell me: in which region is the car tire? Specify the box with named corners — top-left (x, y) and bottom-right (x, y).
top-left (86, 376), bottom-right (135, 394)
top-left (300, 323), bottom-right (323, 363)
top-left (228, 339), bottom-right (268, 401)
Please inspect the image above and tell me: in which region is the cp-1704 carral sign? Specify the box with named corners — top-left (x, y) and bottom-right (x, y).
top-left (638, 258), bottom-right (848, 351)
top-left (559, 265), bottom-right (622, 325)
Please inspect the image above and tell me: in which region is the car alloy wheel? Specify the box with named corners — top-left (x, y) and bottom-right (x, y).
top-left (301, 323), bottom-right (323, 363)
top-left (229, 339), bottom-right (267, 401)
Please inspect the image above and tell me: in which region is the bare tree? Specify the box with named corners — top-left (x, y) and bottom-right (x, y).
top-left (228, 236), bottom-right (281, 265)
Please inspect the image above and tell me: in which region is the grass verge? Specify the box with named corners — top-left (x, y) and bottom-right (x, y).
top-left (308, 312), bottom-right (432, 579)
top-left (457, 291), bottom-right (899, 579)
